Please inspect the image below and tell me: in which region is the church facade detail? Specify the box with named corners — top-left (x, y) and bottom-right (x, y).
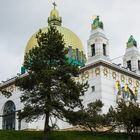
top-left (0, 5), bottom-right (140, 130)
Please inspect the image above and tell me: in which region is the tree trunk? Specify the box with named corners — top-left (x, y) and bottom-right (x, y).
top-left (126, 127), bottom-right (132, 140)
top-left (128, 135), bottom-right (131, 140)
top-left (43, 132), bottom-right (48, 140)
top-left (42, 112), bottom-right (50, 140)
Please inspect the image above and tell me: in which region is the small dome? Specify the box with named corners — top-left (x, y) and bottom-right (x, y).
top-left (50, 8), bottom-right (59, 19)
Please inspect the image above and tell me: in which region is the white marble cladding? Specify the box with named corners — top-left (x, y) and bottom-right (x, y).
top-left (87, 28), bottom-right (110, 65)
top-left (79, 65), bottom-right (140, 113)
top-left (123, 45), bottom-right (140, 74)
top-left (0, 64), bottom-right (140, 130)
top-left (0, 84), bottom-right (27, 130)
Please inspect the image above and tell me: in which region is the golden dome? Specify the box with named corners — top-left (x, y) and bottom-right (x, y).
top-left (50, 8), bottom-right (59, 19)
top-left (25, 26), bottom-right (85, 54)
top-left (24, 3), bottom-right (86, 68)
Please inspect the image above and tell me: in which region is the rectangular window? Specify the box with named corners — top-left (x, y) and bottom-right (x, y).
top-left (103, 44), bottom-right (106, 56)
top-left (138, 60), bottom-right (140, 71)
top-left (91, 86), bottom-right (95, 92)
top-left (91, 44), bottom-right (95, 56)
top-left (68, 46), bottom-right (72, 58)
top-left (76, 48), bottom-right (79, 61)
top-left (127, 60), bottom-right (131, 71)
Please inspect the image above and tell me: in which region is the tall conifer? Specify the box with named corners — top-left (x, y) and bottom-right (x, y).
top-left (16, 26), bottom-right (88, 139)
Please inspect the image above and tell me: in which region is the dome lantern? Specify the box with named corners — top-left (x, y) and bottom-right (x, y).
top-left (48, 2), bottom-right (62, 26)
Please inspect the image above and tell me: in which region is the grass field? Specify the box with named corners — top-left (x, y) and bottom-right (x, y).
top-left (0, 130), bottom-right (139, 140)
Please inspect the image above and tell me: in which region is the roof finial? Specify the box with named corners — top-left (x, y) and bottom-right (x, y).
top-left (53, 2), bottom-right (57, 9)
top-left (48, 2), bottom-right (62, 26)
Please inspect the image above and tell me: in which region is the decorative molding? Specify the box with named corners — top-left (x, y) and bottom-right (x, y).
top-left (121, 75), bottom-right (125, 82)
top-left (128, 78), bottom-right (132, 85)
top-left (81, 71), bottom-right (89, 81)
top-left (2, 84), bottom-right (16, 93)
top-left (136, 81), bottom-right (139, 88)
top-left (103, 68), bottom-right (108, 76)
top-left (112, 71), bottom-right (117, 79)
top-left (95, 67), bottom-right (100, 76)
top-left (81, 60), bottom-right (140, 80)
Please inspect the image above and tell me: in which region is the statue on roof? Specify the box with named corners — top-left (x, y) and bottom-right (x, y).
top-left (127, 35), bottom-right (137, 47)
top-left (92, 16), bottom-right (103, 30)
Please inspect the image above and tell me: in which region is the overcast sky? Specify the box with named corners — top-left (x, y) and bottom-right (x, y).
top-left (0, 0), bottom-right (140, 82)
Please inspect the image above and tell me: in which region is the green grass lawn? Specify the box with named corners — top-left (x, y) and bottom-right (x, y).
top-left (0, 130), bottom-right (139, 140)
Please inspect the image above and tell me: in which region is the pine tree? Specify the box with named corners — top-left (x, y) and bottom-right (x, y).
top-left (107, 100), bottom-right (140, 139)
top-left (66, 100), bottom-right (105, 132)
top-left (16, 26), bottom-right (88, 139)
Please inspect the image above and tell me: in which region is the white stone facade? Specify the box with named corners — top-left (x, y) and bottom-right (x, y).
top-left (1, 15), bottom-right (140, 131)
top-left (87, 28), bottom-right (110, 65)
top-left (123, 46), bottom-right (140, 74)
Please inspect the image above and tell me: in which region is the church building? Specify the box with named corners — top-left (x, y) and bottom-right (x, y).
top-left (0, 4), bottom-right (140, 130)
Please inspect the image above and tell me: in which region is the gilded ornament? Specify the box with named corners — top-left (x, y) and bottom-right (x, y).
top-left (112, 72), bottom-right (116, 79)
top-left (81, 73), bottom-right (85, 81)
top-left (9, 85), bottom-right (14, 92)
top-left (115, 80), bottom-right (121, 95)
top-left (81, 71), bottom-right (89, 81)
top-left (103, 68), bottom-right (108, 76)
top-left (124, 84), bottom-right (129, 92)
top-left (131, 86), bottom-right (138, 101)
top-left (132, 87), bottom-right (138, 96)
top-left (128, 78), bottom-right (132, 85)
top-left (136, 81), bottom-right (139, 88)
top-left (95, 68), bottom-right (100, 76)
top-left (85, 71), bottom-right (89, 79)
top-left (121, 75), bottom-right (125, 82)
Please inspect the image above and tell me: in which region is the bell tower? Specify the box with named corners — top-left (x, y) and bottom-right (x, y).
top-left (123, 35), bottom-right (140, 74)
top-left (87, 16), bottom-right (110, 65)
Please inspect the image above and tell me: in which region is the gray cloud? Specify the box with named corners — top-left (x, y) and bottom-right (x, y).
top-left (0, 0), bottom-right (140, 81)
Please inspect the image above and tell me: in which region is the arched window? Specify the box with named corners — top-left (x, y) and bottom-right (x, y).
top-left (3, 101), bottom-right (16, 130)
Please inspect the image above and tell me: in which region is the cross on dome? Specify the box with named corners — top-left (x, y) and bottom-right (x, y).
top-left (53, 2), bottom-right (57, 9)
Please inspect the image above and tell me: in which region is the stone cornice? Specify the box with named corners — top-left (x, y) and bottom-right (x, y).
top-left (81, 60), bottom-right (140, 80)
top-left (0, 73), bottom-right (28, 90)
top-left (1, 60), bottom-right (140, 90)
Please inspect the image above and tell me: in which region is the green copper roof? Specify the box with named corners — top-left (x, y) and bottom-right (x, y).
top-left (127, 35), bottom-right (137, 48)
top-left (92, 16), bottom-right (103, 30)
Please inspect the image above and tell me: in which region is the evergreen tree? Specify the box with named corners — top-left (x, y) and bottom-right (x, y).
top-left (67, 100), bottom-right (105, 132)
top-left (16, 26), bottom-right (88, 139)
top-left (107, 100), bottom-right (140, 139)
